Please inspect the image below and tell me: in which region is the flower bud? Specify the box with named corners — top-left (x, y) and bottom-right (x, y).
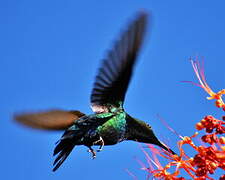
top-left (196, 122), bottom-right (204, 130)
top-left (209, 162), bottom-right (218, 170)
top-left (195, 167), bottom-right (207, 177)
top-left (206, 127), bottom-right (214, 133)
top-left (215, 100), bottom-right (223, 108)
top-left (201, 135), bottom-right (209, 143)
top-left (204, 115), bottom-right (214, 121)
top-left (201, 118), bottom-right (207, 125)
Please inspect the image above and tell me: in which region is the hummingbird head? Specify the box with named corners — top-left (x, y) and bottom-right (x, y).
top-left (127, 116), bottom-right (156, 142)
top-left (130, 118), bottom-right (159, 143)
top-left (127, 116), bottom-right (175, 154)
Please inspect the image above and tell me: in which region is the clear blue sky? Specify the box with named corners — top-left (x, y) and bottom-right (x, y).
top-left (1, 0), bottom-right (225, 179)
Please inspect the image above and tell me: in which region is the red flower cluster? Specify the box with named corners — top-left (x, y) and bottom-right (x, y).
top-left (139, 116), bottom-right (225, 179)
top-left (137, 60), bottom-right (225, 180)
top-left (197, 115), bottom-right (225, 144)
top-left (192, 115), bottom-right (225, 178)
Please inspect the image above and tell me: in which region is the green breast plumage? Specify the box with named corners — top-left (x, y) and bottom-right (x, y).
top-left (97, 111), bottom-right (126, 145)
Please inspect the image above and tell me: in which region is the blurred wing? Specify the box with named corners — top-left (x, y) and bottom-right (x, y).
top-left (90, 12), bottom-right (148, 113)
top-left (14, 110), bottom-right (85, 130)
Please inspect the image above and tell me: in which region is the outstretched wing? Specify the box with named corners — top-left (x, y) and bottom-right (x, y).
top-left (90, 12), bottom-right (148, 113)
top-left (14, 110), bottom-right (85, 130)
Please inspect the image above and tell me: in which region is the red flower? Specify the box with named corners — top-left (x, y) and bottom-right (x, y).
top-left (138, 60), bottom-right (225, 179)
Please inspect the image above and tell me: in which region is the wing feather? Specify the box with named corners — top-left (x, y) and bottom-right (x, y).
top-left (90, 12), bottom-right (148, 113)
top-left (14, 110), bottom-right (85, 130)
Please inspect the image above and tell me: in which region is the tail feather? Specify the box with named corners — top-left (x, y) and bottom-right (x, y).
top-left (54, 139), bottom-right (70, 156)
top-left (53, 131), bottom-right (77, 172)
top-left (53, 143), bottom-right (75, 172)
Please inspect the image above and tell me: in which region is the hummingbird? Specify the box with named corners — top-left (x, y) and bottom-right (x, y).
top-left (14, 12), bottom-right (175, 172)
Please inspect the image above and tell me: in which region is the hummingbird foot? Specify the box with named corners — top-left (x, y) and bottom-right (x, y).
top-left (87, 146), bottom-right (96, 159)
top-left (93, 136), bottom-right (104, 152)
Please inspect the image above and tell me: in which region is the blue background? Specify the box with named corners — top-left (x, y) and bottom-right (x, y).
top-left (1, 0), bottom-right (225, 179)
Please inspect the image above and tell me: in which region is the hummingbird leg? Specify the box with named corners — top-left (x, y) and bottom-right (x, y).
top-left (97, 136), bottom-right (104, 152)
top-left (92, 136), bottom-right (104, 152)
top-left (87, 146), bottom-right (96, 159)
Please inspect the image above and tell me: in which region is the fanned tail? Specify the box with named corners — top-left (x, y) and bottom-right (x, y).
top-left (52, 131), bottom-right (76, 172)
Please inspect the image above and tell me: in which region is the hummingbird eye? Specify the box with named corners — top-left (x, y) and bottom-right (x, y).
top-left (146, 123), bottom-right (151, 128)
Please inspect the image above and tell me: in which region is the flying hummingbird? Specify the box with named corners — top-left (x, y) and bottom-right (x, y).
top-left (14, 12), bottom-right (175, 172)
